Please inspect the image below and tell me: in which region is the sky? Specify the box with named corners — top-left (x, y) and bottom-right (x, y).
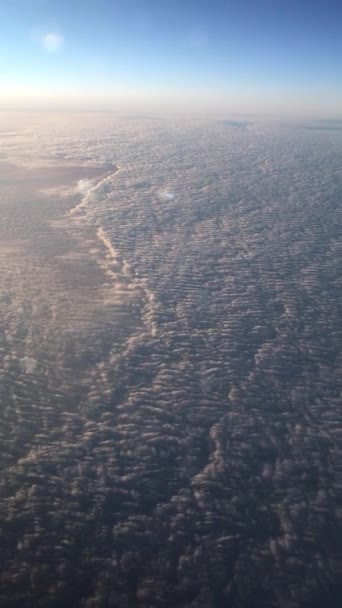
top-left (1, 0), bottom-right (341, 115)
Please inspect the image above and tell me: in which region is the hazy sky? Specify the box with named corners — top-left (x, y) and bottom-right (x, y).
top-left (1, 0), bottom-right (341, 115)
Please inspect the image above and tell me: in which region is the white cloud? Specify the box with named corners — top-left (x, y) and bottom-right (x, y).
top-left (41, 32), bottom-right (64, 53)
top-left (158, 189), bottom-right (175, 201)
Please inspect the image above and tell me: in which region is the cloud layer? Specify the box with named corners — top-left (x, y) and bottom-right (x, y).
top-left (0, 113), bottom-right (340, 607)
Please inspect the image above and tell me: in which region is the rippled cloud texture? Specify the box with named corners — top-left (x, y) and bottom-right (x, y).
top-left (0, 113), bottom-right (341, 608)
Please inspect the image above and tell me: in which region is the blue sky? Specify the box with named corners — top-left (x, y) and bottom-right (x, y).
top-left (1, 0), bottom-right (341, 114)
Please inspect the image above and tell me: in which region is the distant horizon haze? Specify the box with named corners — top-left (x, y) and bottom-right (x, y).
top-left (1, 0), bottom-right (341, 116)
